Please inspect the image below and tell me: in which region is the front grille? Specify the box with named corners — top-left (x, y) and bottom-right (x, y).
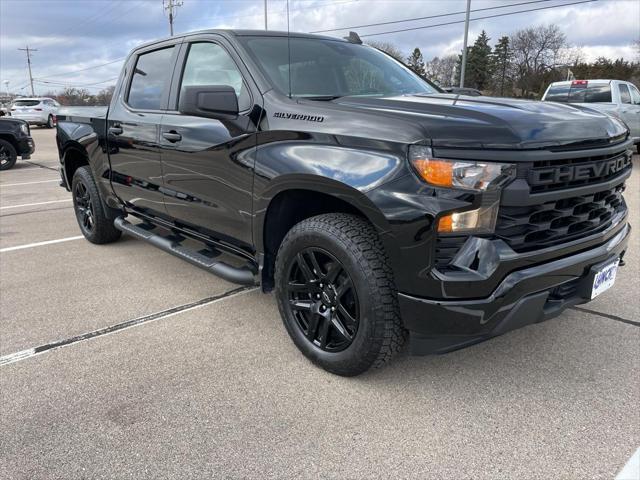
top-left (524, 149), bottom-right (631, 193)
top-left (496, 183), bottom-right (625, 252)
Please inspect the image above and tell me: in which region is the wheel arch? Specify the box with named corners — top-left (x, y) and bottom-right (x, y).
top-left (256, 178), bottom-right (399, 291)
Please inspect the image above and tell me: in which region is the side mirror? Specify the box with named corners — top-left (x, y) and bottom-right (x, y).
top-left (179, 85), bottom-right (239, 118)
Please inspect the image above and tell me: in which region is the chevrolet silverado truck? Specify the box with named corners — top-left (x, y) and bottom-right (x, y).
top-left (0, 117), bottom-right (35, 170)
top-left (56, 30), bottom-right (633, 376)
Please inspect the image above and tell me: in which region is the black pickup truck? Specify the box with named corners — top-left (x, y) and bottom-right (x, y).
top-left (56, 30), bottom-right (633, 376)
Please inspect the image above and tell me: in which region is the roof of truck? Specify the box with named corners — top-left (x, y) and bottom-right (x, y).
top-left (135, 29), bottom-right (347, 51)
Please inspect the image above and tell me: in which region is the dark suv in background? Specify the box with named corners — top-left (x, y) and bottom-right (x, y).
top-left (0, 118), bottom-right (35, 170)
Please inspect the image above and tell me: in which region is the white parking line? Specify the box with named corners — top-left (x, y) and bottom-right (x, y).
top-left (1, 179), bottom-right (58, 187)
top-left (0, 235), bottom-right (84, 253)
top-left (616, 447), bottom-right (640, 480)
top-left (0, 199), bottom-right (71, 210)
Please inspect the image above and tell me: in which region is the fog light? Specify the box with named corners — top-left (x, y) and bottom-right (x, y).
top-left (437, 201), bottom-right (499, 233)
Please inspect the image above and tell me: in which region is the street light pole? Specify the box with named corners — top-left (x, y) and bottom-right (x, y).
top-left (264, 0), bottom-right (268, 30)
top-left (459, 0), bottom-right (471, 88)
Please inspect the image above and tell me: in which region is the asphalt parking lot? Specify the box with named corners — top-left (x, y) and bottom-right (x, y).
top-left (1, 127), bottom-right (639, 479)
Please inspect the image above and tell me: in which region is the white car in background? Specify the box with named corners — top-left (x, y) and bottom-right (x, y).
top-left (542, 80), bottom-right (640, 153)
top-left (10, 97), bottom-right (60, 128)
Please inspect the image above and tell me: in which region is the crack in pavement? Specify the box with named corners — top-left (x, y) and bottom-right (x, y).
top-left (24, 160), bottom-right (59, 172)
top-left (570, 306), bottom-right (640, 327)
top-left (0, 286), bottom-right (257, 366)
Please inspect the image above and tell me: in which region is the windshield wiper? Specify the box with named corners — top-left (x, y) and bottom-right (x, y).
top-left (299, 95), bottom-right (344, 101)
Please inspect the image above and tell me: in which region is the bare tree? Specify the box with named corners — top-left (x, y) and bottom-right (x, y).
top-left (425, 55), bottom-right (458, 86)
top-left (510, 24), bottom-right (567, 97)
top-left (365, 40), bottom-right (405, 62)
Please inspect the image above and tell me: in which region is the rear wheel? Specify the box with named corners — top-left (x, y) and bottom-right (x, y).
top-left (0, 139), bottom-right (17, 170)
top-left (72, 166), bottom-right (121, 244)
top-left (46, 115), bottom-right (55, 129)
top-left (275, 213), bottom-right (405, 376)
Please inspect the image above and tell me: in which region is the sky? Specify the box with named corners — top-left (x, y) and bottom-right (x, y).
top-left (0, 0), bottom-right (638, 96)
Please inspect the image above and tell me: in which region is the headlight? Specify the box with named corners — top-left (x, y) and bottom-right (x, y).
top-left (437, 201), bottom-right (499, 233)
top-left (409, 145), bottom-right (515, 191)
top-left (20, 123), bottom-right (29, 135)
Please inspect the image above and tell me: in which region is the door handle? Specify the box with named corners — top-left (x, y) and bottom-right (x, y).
top-left (108, 126), bottom-right (123, 136)
top-left (162, 131), bottom-right (182, 143)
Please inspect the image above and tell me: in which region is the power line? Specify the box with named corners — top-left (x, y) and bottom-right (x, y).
top-left (358, 0), bottom-right (599, 37)
top-left (310, 0), bottom-right (553, 33)
top-left (34, 58), bottom-right (126, 80)
top-left (17, 46), bottom-right (38, 96)
top-left (35, 78), bottom-right (118, 87)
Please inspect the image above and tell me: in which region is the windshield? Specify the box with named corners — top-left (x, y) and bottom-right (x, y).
top-left (13, 100), bottom-right (41, 107)
top-left (238, 36), bottom-right (438, 99)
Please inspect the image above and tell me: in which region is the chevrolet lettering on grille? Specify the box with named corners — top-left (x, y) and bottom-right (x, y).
top-left (528, 154), bottom-right (631, 186)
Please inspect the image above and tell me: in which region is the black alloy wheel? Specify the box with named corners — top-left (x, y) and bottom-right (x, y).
top-left (286, 247), bottom-right (359, 352)
top-left (74, 180), bottom-right (95, 234)
top-left (275, 213), bottom-right (406, 376)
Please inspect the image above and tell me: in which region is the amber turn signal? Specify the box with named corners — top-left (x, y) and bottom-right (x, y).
top-left (437, 214), bottom-right (453, 233)
top-left (412, 159), bottom-right (453, 188)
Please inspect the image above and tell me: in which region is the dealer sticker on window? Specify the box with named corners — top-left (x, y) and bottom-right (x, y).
top-left (591, 258), bottom-right (619, 299)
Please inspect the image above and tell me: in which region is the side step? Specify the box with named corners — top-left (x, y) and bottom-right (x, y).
top-left (114, 216), bottom-right (257, 286)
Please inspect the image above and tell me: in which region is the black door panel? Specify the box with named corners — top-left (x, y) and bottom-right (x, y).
top-left (160, 114), bottom-right (256, 247)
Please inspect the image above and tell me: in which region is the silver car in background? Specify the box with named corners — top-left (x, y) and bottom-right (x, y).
top-left (542, 79), bottom-right (640, 153)
top-left (10, 97), bottom-right (60, 128)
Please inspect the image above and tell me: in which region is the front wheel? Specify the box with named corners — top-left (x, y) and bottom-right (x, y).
top-left (46, 115), bottom-right (55, 129)
top-left (0, 139), bottom-right (17, 170)
top-left (275, 213), bottom-right (406, 376)
top-left (72, 166), bottom-right (121, 244)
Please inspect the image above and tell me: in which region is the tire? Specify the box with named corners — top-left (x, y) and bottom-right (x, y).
top-left (46, 115), bottom-right (55, 129)
top-left (0, 139), bottom-right (18, 170)
top-left (275, 213), bottom-right (406, 376)
top-left (71, 166), bottom-right (121, 244)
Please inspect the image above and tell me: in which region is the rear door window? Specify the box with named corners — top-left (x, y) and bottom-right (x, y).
top-left (127, 46), bottom-right (175, 110)
top-left (619, 84), bottom-right (632, 104)
top-left (629, 85), bottom-right (640, 105)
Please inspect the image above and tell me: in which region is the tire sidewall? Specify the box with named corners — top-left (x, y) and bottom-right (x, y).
top-left (0, 139), bottom-right (17, 170)
top-left (47, 115), bottom-right (54, 129)
top-left (275, 223), bottom-right (386, 373)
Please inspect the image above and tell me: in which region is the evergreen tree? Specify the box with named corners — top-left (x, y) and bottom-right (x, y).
top-left (466, 31), bottom-right (492, 90)
top-left (491, 36), bottom-right (512, 96)
top-left (406, 48), bottom-right (426, 77)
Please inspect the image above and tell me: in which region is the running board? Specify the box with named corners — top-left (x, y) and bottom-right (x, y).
top-left (114, 216), bottom-right (257, 286)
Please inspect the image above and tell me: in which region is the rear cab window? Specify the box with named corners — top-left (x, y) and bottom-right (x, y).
top-left (127, 46), bottom-right (175, 110)
top-left (545, 81), bottom-right (611, 103)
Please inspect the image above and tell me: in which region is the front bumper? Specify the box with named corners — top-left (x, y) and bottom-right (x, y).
top-left (17, 137), bottom-right (35, 159)
top-left (11, 114), bottom-right (47, 124)
top-left (400, 221), bottom-right (630, 354)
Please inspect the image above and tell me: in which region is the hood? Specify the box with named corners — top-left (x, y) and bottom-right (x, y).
top-left (332, 94), bottom-right (629, 149)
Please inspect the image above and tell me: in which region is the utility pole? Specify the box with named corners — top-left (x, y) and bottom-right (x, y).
top-left (264, 0), bottom-right (268, 30)
top-left (18, 46), bottom-right (37, 96)
top-left (459, 0), bottom-right (471, 88)
top-left (163, 0), bottom-right (183, 36)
